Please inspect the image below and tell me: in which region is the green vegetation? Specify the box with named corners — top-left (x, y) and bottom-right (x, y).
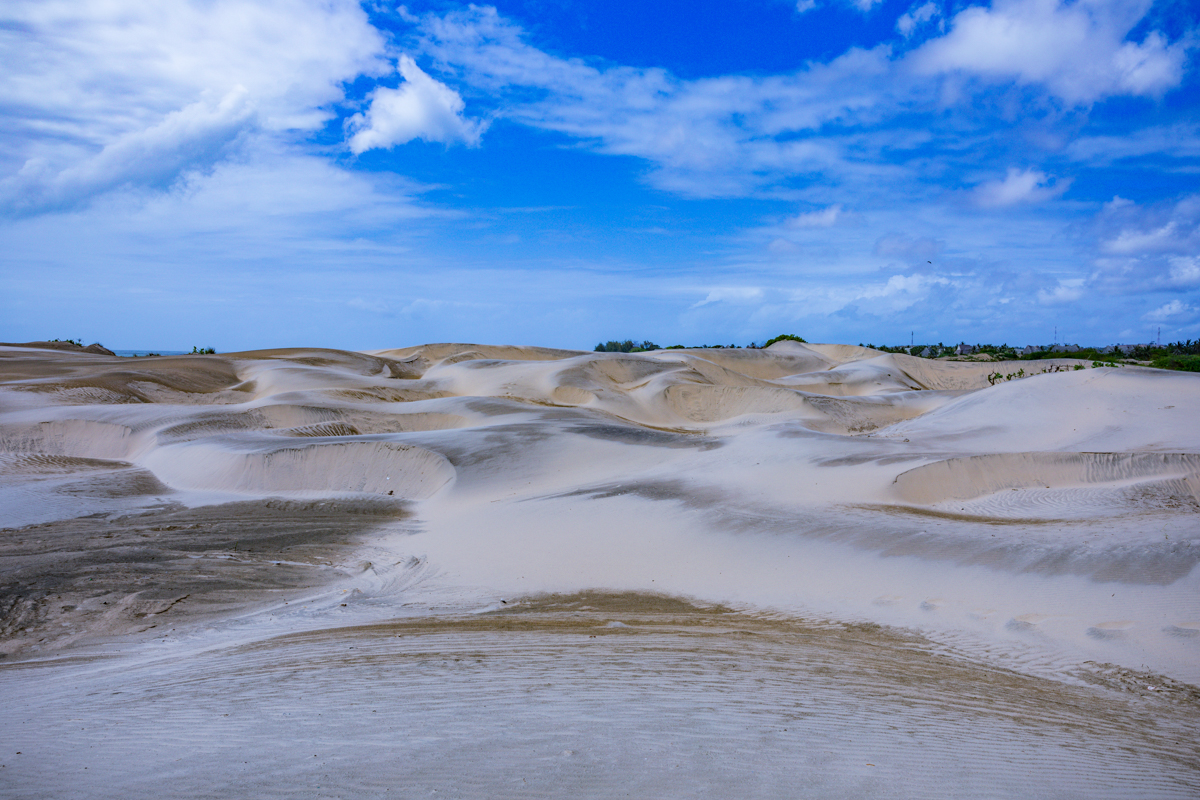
top-left (190, 346), bottom-right (216, 355)
top-left (595, 340), bottom-right (660, 353)
top-left (588, 337), bottom-right (1200, 372)
top-left (986, 368), bottom-right (1025, 385)
top-left (1151, 353), bottom-right (1200, 372)
top-left (49, 338), bottom-right (83, 346)
top-left (761, 334), bottom-right (807, 347)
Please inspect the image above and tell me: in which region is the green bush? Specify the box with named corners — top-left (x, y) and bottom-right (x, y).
top-left (1151, 353), bottom-right (1200, 372)
top-left (190, 346), bottom-right (216, 355)
top-left (762, 334), bottom-right (807, 347)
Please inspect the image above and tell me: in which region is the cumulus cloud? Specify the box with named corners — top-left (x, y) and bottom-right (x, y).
top-left (971, 168), bottom-right (1070, 208)
top-left (347, 56), bottom-right (485, 153)
top-left (896, 2), bottom-right (941, 38)
top-left (910, 0), bottom-right (1188, 104)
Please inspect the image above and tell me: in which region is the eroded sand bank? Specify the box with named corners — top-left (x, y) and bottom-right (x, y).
top-left (1, 341), bottom-right (1198, 798)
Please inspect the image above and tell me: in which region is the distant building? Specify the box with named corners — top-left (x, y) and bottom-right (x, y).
top-left (1019, 345), bottom-right (1042, 355)
top-left (1111, 343), bottom-right (1152, 354)
top-left (919, 346), bottom-right (937, 357)
top-left (955, 343), bottom-right (974, 355)
top-left (1050, 344), bottom-right (1080, 353)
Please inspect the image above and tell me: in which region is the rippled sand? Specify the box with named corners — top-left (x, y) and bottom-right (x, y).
top-left (1, 341), bottom-right (1198, 798)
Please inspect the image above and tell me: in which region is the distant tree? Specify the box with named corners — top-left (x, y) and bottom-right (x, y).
top-left (594, 340), bottom-right (660, 353)
top-left (190, 346), bottom-right (216, 355)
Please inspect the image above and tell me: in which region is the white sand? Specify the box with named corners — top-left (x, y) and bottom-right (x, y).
top-left (1, 341), bottom-right (1197, 798)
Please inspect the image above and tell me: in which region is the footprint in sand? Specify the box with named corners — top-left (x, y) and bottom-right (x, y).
top-left (872, 595), bottom-right (904, 606)
top-left (1006, 613), bottom-right (1054, 632)
top-left (919, 598), bottom-right (945, 611)
top-left (1163, 622), bottom-right (1200, 638)
top-left (1087, 621), bottom-right (1135, 639)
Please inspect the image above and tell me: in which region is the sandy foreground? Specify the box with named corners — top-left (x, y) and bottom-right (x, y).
top-left (0, 341), bottom-right (1197, 798)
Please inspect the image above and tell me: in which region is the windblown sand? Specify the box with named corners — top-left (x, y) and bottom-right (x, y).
top-left (1, 342), bottom-right (1197, 798)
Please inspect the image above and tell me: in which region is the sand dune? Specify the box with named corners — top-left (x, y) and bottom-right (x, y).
top-left (1, 340), bottom-right (1198, 798)
top-left (893, 451), bottom-right (1200, 504)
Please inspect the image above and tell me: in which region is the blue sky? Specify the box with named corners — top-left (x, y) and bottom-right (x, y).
top-left (1, 0), bottom-right (1198, 351)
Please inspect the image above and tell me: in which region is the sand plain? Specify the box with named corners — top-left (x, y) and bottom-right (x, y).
top-left (0, 340), bottom-right (1197, 798)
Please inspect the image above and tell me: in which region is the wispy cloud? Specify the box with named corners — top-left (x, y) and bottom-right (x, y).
top-left (1143, 299), bottom-right (1195, 322)
top-left (786, 205), bottom-right (846, 228)
top-left (0, 0), bottom-right (387, 211)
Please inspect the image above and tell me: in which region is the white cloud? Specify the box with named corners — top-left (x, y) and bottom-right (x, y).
top-left (0, 0), bottom-right (387, 211)
top-left (410, 6), bottom-right (909, 197)
top-left (1037, 279), bottom-right (1085, 305)
top-left (390, 3), bottom-right (1189, 206)
top-left (787, 205), bottom-right (845, 228)
top-left (874, 234), bottom-right (944, 262)
top-left (1097, 195), bottom-right (1200, 257)
top-left (347, 56), bottom-right (485, 153)
top-left (1143, 299), bottom-right (1193, 321)
top-left (972, 167), bottom-right (1070, 208)
top-left (795, 0), bottom-right (819, 14)
top-left (910, 0), bottom-right (1188, 104)
top-left (858, 273), bottom-right (949, 301)
top-left (1103, 222), bottom-right (1181, 254)
top-left (1087, 196), bottom-right (1200, 298)
top-left (1167, 257), bottom-right (1200, 287)
top-left (691, 287), bottom-right (765, 308)
top-left (897, 2), bottom-right (941, 37)
top-left (348, 297), bottom-right (394, 315)
top-left (1066, 124), bottom-right (1200, 165)
top-left (1, 89), bottom-right (254, 212)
